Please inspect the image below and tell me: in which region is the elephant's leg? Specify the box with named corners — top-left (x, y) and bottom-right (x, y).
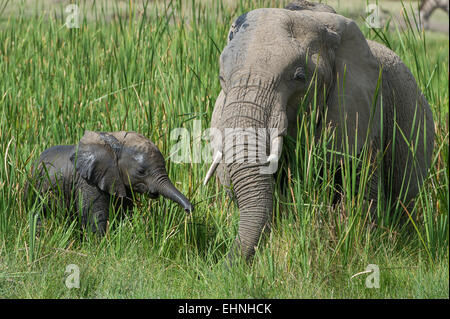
top-left (336, 146), bottom-right (382, 222)
top-left (358, 149), bottom-right (382, 221)
top-left (79, 186), bottom-right (110, 235)
top-left (384, 154), bottom-right (421, 220)
top-left (110, 191), bottom-right (134, 223)
top-left (382, 113), bottom-right (433, 219)
top-left (363, 174), bottom-right (381, 224)
top-left (88, 209), bottom-right (108, 235)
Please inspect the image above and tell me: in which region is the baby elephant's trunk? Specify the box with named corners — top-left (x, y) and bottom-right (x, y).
top-left (156, 176), bottom-right (193, 214)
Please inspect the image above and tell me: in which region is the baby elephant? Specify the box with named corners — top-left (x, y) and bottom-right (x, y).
top-left (26, 131), bottom-right (193, 234)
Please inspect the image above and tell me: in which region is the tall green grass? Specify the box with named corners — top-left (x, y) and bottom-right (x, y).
top-left (0, 0), bottom-right (448, 298)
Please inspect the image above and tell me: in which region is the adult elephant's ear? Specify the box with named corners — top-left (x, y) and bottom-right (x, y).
top-left (70, 131), bottom-right (127, 197)
top-left (227, 12), bottom-right (249, 43)
top-left (316, 12), bottom-right (382, 159)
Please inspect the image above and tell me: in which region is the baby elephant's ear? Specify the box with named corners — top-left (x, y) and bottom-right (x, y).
top-left (70, 131), bottom-right (127, 197)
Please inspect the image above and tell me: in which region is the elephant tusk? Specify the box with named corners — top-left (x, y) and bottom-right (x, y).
top-left (203, 151), bottom-right (222, 186)
top-left (261, 135), bottom-right (283, 174)
top-left (266, 135), bottom-right (283, 164)
top-left (266, 153), bottom-right (278, 163)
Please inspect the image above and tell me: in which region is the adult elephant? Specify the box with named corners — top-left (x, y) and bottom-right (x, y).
top-left (204, 1), bottom-right (434, 261)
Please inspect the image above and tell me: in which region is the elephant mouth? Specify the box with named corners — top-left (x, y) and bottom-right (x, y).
top-left (147, 191), bottom-right (159, 199)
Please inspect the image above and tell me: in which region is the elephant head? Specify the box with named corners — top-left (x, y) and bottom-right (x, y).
top-left (205, 3), bottom-right (382, 260)
top-left (71, 131), bottom-right (193, 213)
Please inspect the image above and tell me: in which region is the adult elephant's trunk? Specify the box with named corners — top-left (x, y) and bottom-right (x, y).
top-left (227, 159), bottom-right (274, 260)
top-left (155, 174), bottom-right (193, 213)
top-left (221, 80), bottom-right (282, 260)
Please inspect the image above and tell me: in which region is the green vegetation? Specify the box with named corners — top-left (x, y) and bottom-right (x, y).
top-left (0, 0), bottom-right (448, 298)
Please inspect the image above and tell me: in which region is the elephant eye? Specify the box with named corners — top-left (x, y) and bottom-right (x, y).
top-left (293, 67), bottom-right (306, 81)
top-left (137, 167), bottom-right (147, 176)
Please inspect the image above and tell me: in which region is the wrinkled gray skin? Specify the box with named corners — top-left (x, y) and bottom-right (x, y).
top-left (208, 1), bottom-right (434, 261)
top-left (26, 131), bottom-right (193, 234)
